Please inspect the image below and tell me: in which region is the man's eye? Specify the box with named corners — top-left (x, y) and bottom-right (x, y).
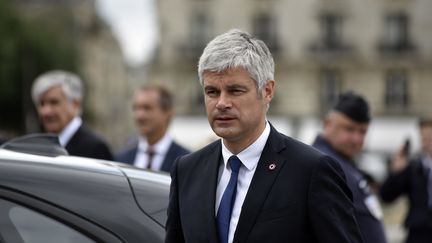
top-left (231, 89), bottom-right (245, 95)
top-left (41, 100), bottom-right (60, 106)
top-left (205, 90), bottom-right (218, 97)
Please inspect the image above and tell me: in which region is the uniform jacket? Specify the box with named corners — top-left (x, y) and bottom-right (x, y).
top-left (166, 126), bottom-right (363, 243)
top-left (312, 135), bottom-right (387, 243)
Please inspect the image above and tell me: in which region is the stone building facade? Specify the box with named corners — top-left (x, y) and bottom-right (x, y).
top-left (149, 0), bottom-right (432, 119)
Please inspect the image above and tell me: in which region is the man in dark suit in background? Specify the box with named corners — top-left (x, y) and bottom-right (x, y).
top-left (31, 70), bottom-right (113, 160)
top-left (115, 85), bottom-right (190, 172)
top-left (380, 118), bottom-right (432, 243)
top-left (312, 91), bottom-right (387, 243)
top-left (166, 29), bottom-right (363, 243)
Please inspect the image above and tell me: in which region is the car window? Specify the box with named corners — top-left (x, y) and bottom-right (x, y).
top-left (0, 199), bottom-right (95, 243)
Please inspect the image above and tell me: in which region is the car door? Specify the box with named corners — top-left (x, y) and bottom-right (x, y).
top-left (0, 188), bottom-right (124, 243)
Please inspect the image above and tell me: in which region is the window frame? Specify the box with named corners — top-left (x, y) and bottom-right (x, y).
top-left (384, 70), bottom-right (409, 110)
top-left (252, 13), bottom-right (280, 53)
top-left (0, 188), bottom-right (124, 243)
top-left (320, 69), bottom-right (342, 113)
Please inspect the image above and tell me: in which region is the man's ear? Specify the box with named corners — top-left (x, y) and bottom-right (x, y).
top-left (71, 99), bottom-right (81, 115)
top-left (323, 115), bottom-right (331, 128)
top-left (263, 80), bottom-right (275, 102)
top-left (323, 114), bottom-right (335, 134)
top-left (72, 99), bottom-right (80, 108)
top-left (165, 108), bottom-right (174, 123)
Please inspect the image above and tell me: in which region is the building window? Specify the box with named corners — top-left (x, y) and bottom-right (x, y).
top-left (309, 12), bottom-right (352, 55)
top-left (253, 14), bottom-right (279, 53)
top-left (190, 13), bottom-right (211, 45)
top-left (320, 69), bottom-right (342, 112)
top-left (379, 13), bottom-right (414, 53)
top-left (183, 12), bottom-right (212, 59)
top-left (385, 70), bottom-right (409, 109)
top-left (320, 13), bottom-right (344, 49)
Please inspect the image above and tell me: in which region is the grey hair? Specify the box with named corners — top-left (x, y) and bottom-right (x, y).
top-left (31, 70), bottom-right (83, 104)
top-left (198, 29), bottom-right (275, 90)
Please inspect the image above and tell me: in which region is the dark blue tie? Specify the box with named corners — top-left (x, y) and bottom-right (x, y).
top-left (217, 155), bottom-right (242, 243)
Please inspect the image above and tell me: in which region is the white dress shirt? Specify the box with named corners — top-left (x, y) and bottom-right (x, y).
top-left (215, 121), bottom-right (270, 243)
top-left (422, 154), bottom-right (432, 169)
top-left (58, 117), bottom-right (82, 147)
top-left (134, 133), bottom-right (173, 170)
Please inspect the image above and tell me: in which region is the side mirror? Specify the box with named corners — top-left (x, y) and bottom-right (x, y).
top-left (0, 134), bottom-right (69, 157)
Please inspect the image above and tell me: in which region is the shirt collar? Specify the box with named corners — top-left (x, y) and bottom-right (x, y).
top-left (59, 117), bottom-right (82, 146)
top-left (138, 132), bottom-right (173, 154)
top-left (422, 153), bottom-right (432, 169)
top-left (221, 121), bottom-right (271, 171)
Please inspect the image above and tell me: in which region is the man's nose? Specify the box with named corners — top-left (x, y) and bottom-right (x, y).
top-left (39, 104), bottom-right (53, 115)
top-left (215, 92), bottom-right (232, 110)
top-left (135, 107), bottom-right (151, 117)
top-left (353, 131), bottom-right (365, 144)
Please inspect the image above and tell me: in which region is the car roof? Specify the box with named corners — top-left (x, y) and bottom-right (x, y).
top-left (0, 149), bottom-right (170, 242)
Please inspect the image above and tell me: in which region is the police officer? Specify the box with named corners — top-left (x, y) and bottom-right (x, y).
top-left (312, 91), bottom-right (387, 243)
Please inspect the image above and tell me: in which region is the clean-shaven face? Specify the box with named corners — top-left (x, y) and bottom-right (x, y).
top-left (36, 85), bottom-right (79, 134)
top-left (132, 89), bottom-right (171, 139)
top-left (203, 67), bottom-right (274, 151)
top-left (324, 112), bottom-right (369, 159)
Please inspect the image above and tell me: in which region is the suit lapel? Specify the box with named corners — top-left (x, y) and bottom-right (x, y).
top-left (200, 141), bottom-right (223, 243)
top-left (233, 127), bottom-right (287, 243)
top-left (65, 125), bottom-right (82, 151)
top-left (129, 146), bottom-right (139, 164)
top-left (161, 142), bottom-right (174, 171)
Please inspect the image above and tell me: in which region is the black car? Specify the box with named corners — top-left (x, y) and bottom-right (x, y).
top-left (0, 135), bottom-right (170, 243)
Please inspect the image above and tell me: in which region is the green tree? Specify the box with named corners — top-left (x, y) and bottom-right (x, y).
top-left (0, 0), bottom-right (78, 135)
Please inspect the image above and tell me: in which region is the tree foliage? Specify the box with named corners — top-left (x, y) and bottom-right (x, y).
top-left (0, 0), bottom-right (78, 134)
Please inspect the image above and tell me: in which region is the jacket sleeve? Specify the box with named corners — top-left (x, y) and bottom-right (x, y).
top-left (165, 157), bottom-right (185, 243)
top-left (379, 163), bottom-right (412, 203)
top-left (308, 156), bottom-right (364, 243)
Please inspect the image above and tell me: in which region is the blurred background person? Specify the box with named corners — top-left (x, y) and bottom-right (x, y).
top-left (31, 70), bottom-right (113, 160)
top-left (115, 85), bottom-right (190, 172)
top-left (312, 91), bottom-right (387, 243)
top-left (380, 118), bottom-right (432, 243)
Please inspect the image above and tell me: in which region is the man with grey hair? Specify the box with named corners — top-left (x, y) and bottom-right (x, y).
top-left (166, 29), bottom-right (362, 243)
top-left (31, 70), bottom-right (113, 160)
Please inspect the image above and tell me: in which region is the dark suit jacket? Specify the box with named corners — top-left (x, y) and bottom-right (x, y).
top-left (380, 156), bottom-right (432, 243)
top-left (65, 125), bottom-right (113, 161)
top-left (115, 141), bottom-right (190, 172)
top-left (166, 126), bottom-right (363, 243)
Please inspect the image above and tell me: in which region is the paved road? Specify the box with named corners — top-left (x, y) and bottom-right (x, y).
top-left (382, 197), bottom-right (408, 243)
